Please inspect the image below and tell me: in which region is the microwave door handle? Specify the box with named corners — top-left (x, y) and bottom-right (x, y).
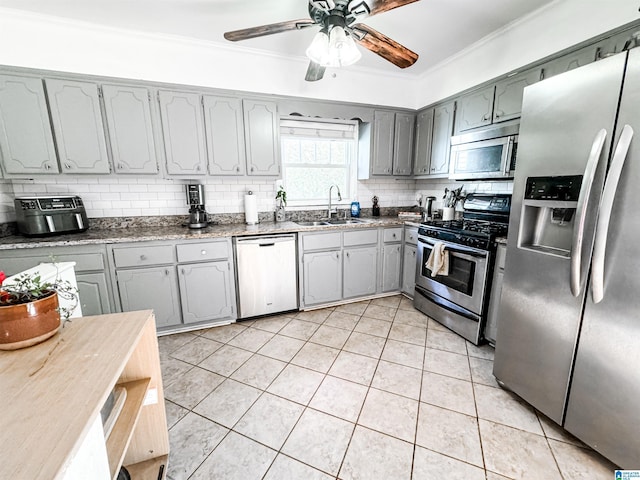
top-left (591, 124), bottom-right (633, 304)
top-left (570, 128), bottom-right (607, 297)
top-left (503, 137), bottom-right (515, 175)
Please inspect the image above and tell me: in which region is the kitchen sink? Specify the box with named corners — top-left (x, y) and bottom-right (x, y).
top-left (295, 218), bottom-right (370, 227)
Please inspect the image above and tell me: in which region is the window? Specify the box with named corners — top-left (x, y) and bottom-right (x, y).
top-left (280, 117), bottom-right (358, 206)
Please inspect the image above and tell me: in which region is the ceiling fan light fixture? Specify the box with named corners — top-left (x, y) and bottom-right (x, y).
top-left (305, 29), bottom-right (330, 65)
top-left (327, 25), bottom-right (361, 67)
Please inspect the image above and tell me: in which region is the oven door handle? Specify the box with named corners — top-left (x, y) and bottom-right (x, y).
top-left (418, 237), bottom-right (488, 259)
top-left (415, 286), bottom-right (481, 322)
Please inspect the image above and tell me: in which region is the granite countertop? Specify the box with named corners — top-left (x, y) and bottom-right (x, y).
top-left (0, 216), bottom-right (410, 250)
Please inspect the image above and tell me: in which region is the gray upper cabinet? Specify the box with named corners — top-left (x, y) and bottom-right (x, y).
top-left (101, 84), bottom-right (158, 174)
top-left (371, 110), bottom-right (395, 175)
top-left (0, 75), bottom-right (59, 175)
top-left (45, 79), bottom-right (111, 174)
top-left (430, 101), bottom-right (455, 175)
top-left (392, 112), bottom-right (415, 176)
top-left (203, 95), bottom-right (246, 175)
top-left (541, 44), bottom-right (599, 80)
top-left (455, 86), bottom-right (494, 133)
top-left (493, 69), bottom-right (542, 123)
top-left (158, 90), bottom-right (207, 176)
top-left (413, 108), bottom-right (434, 176)
top-left (243, 99), bottom-right (280, 176)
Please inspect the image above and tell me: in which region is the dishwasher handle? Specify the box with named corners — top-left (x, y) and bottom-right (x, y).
top-left (236, 234), bottom-right (296, 246)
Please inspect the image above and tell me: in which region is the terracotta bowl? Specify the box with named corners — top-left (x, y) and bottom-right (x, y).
top-left (0, 292), bottom-right (61, 350)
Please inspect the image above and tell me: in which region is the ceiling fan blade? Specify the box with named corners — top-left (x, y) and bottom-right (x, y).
top-left (348, 0), bottom-right (420, 18)
top-left (305, 61), bottom-right (326, 82)
top-left (351, 23), bottom-right (418, 68)
top-left (224, 19), bottom-right (316, 42)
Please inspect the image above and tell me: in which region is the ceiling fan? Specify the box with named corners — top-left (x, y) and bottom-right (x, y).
top-left (224, 0), bottom-right (420, 81)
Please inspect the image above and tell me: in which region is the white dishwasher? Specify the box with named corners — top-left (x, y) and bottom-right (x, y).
top-left (234, 234), bottom-right (298, 319)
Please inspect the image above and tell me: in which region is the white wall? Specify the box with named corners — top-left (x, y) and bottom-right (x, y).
top-left (415, 0), bottom-right (640, 107)
top-left (0, 181), bottom-right (15, 223)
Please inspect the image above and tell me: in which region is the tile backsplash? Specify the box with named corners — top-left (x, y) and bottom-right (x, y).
top-left (0, 176), bottom-right (422, 224)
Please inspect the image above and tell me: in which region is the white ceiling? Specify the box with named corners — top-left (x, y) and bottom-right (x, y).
top-left (0, 0), bottom-right (557, 77)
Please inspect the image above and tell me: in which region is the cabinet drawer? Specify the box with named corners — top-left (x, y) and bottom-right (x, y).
top-left (495, 244), bottom-right (507, 270)
top-left (177, 241), bottom-right (229, 263)
top-left (0, 252), bottom-right (105, 275)
top-left (113, 245), bottom-right (175, 268)
top-left (383, 228), bottom-right (403, 243)
top-left (404, 227), bottom-right (418, 245)
top-left (302, 232), bottom-right (341, 251)
top-left (343, 229), bottom-right (378, 247)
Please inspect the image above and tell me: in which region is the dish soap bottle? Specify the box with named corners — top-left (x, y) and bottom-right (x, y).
top-left (350, 200), bottom-right (361, 218)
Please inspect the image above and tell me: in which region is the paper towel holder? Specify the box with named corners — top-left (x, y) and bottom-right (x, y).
top-left (245, 191), bottom-right (259, 225)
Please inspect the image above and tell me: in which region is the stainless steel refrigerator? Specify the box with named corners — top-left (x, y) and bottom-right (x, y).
top-left (494, 47), bottom-right (640, 468)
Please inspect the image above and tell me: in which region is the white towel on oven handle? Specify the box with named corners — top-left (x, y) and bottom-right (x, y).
top-left (426, 242), bottom-right (449, 277)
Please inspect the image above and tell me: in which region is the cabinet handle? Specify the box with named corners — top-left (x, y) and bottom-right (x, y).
top-left (336, 252), bottom-right (340, 259)
top-left (181, 268), bottom-right (186, 274)
top-left (412, 251), bottom-right (416, 257)
top-left (346, 252), bottom-right (350, 258)
top-left (140, 254), bottom-right (147, 261)
top-left (118, 163), bottom-right (124, 170)
top-left (165, 269), bottom-right (170, 275)
top-left (45, 163), bottom-right (51, 170)
top-left (392, 233), bottom-right (397, 238)
top-left (196, 165), bottom-right (201, 171)
top-left (251, 166), bottom-right (255, 172)
top-left (483, 114), bottom-right (490, 121)
top-left (201, 250), bottom-right (207, 255)
top-left (236, 166), bottom-right (240, 172)
top-left (64, 163), bottom-right (72, 169)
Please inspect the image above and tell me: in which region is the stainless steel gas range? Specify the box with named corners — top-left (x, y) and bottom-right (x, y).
top-left (413, 193), bottom-right (511, 345)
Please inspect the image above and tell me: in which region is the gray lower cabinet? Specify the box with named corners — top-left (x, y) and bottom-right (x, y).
top-left (111, 239), bottom-right (236, 331)
top-left (484, 243), bottom-right (506, 345)
top-left (203, 95), bottom-right (246, 175)
top-left (178, 261), bottom-right (235, 323)
top-left (0, 75), bottom-right (59, 175)
top-left (116, 266), bottom-right (181, 329)
top-left (344, 246), bottom-right (378, 298)
top-left (401, 226), bottom-right (418, 297)
top-left (243, 99), bottom-right (280, 176)
top-left (302, 249), bottom-right (343, 306)
top-left (45, 78), bottom-right (111, 174)
top-left (0, 244), bottom-right (113, 316)
top-left (382, 244), bottom-right (402, 292)
top-left (158, 90), bottom-right (208, 176)
top-left (101, 84), bottom-right (158, 174)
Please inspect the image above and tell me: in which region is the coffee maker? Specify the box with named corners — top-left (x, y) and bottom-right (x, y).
top-left (186, 184), bottom-right (208, 229)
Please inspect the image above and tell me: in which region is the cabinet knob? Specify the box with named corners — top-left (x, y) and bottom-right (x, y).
top-left (64, 163), bottom-right (72, 169)
top-left (251, 166), bottom-right (255, 172)
top-left (336, 252), bottom-right (340, 259)
top-left (181, 268), bottom-right (186, 274)
top-left (346, 252), bottom-right (350, 258)
top-left (392, 233), bottom-right (397, 238)
top-left (412, 251), bottom-right (416, 257)
top-left (201, 250), bottom-right (207, 255)
top-left (140, 254), bottom-right (147, 261)
top-left (165, 269), bottom-right (170, 275)
top-left (45, 163), bottom-right (51, 170)
top-left (236, 167), bottom-right (240, 172)
top-left (118, 163), bottom-right (124, 170)
top-left (196, 165), bottom-right (201, 171)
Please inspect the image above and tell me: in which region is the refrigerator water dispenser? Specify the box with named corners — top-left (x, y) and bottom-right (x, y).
top-left (517, 175), bottom-right (582, 257)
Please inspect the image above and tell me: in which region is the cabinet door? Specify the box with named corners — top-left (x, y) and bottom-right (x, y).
top-left (303, 250), bottom-right (342, 305)
top-left (371, 110), bottom-right (395, 175)
top-left (413, 108), bottom-right (433, 176)
top-left (0, 75), bottom-right (58, 174)
top-left (203, 95), bottom-right (246, 175)
top-left (343, 246), bottom-right (378, 298)
top-left (102, 84), bottom-right (158, 174)
top-left (493, 69), bottom-right (542, 123)
top-left (402, 245), bottom-right (417, 297)
top-left (392, 112), bottom-right (415, 176)
top-left (116, 266), bottom-right (181, 329)
top-left (541, 44), bottom-right (598, 80)
top-left (243, 99), bottom-right (279, 175)
top-left (455, 86), bottom-right (494, 133)
top-left (382, 244), bottom-right (402, 292)
top-left (430, 101), bottom-right (455, 175)
top-left (178, 261), bottom-right (235, 323)
top-left (158, 90), bottom-right (207, 176)
top-left (45, 79), bottom-right (110, 174)
top-left (76, 272), bottom-right (112, 316)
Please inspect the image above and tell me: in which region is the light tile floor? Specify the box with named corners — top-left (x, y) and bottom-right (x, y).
top-left (158, 295), bottom-right (618, 480)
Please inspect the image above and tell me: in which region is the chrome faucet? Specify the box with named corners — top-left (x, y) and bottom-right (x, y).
top-left (328, 184), bottom-right (342, 219)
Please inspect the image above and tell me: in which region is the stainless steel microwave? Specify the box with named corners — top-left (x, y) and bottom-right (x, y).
top-left (449, 121), bottom-right (519, 180)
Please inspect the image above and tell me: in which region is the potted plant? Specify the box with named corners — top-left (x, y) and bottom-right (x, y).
top-left (0, 268), bottom-right (79, 350)
top-left (275, 186), bottom-right (287, 222)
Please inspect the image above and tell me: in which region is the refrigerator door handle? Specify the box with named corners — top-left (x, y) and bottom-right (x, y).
top-left (591, 124), bottom-right (634, 303)
top-left (570, 129), bottom-right (607, 296)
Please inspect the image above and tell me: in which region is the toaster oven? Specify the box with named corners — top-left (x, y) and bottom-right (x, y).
top-left (15, 196), bottom-right (89, 236)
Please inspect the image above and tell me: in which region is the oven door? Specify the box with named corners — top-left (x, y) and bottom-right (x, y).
top-left (415, 235), bottom-right (490, 315)
top-left (449, 135), bottom-right (517, 180)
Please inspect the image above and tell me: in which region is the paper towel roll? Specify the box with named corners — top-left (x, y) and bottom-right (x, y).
top-left (244, 192), bottom-right (259, 225)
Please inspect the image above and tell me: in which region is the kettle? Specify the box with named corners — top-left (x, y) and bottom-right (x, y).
top-left (425, 196), bottom-right (436, 221)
